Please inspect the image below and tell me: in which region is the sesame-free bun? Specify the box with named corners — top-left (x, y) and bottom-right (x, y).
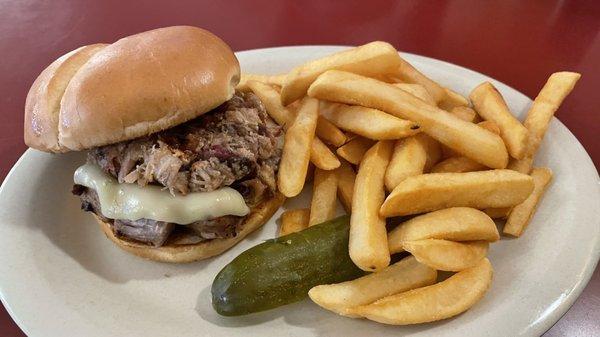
top-left (25, 26), bottom-right (240, 152)
top-left (94, 193), bottom-right (285, 263)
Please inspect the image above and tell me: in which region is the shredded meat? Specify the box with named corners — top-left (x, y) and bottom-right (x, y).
top-left (74, 92), bottom-right (282, 247)
top-left (88, 92), bottom-right (282, 205)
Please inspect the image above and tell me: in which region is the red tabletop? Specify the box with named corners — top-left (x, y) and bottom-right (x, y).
top-left (1, 1), bottom-right (598, 336)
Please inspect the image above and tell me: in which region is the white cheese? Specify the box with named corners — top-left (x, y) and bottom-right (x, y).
top-left (74, 164), bottom-right (250, 224)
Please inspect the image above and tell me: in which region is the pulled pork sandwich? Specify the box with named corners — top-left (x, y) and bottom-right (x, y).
top-left (24, 26), bottom-right (285, 263)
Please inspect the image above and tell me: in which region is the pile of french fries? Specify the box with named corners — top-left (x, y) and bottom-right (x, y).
top-left (240, 41), bottom-right (580, 325)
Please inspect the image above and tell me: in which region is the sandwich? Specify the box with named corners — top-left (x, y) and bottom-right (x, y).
top-left (23, 26), bottom-right (285, 263)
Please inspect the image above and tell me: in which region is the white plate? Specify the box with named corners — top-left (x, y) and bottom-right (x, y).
top-left (1, 46), bottom-right (599, 337)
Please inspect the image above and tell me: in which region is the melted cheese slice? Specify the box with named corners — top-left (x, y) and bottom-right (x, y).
top-left (74, 164), bottom-right (250, 224)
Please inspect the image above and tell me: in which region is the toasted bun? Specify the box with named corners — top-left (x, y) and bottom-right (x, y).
top-left (94, 193), bottom-right (285, 263)
top-left (25, 26), bottom-right (240, 152)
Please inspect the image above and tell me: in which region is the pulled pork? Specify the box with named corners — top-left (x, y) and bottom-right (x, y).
top-left (75, 92), bottom-right (282, 247)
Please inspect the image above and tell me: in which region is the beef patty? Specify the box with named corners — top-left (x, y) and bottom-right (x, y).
top-left (73, 92), bottom-right (282, 247)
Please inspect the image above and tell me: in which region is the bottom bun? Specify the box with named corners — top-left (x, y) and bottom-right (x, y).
top-left (95, 193), bottom-right (285, 263)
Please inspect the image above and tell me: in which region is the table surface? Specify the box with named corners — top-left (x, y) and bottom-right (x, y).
top-left (0, 1), bottom-right (598, 336)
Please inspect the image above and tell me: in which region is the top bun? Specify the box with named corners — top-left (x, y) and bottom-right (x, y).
top-left (25, 26), bottom-right (240, 152)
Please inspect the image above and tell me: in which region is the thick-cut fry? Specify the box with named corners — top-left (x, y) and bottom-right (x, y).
top-left (450, 106), bottom-right (478, 123)
top-left (431, 156), bottom-right (486, 173)
top-left (441, 120), bottom-right (498, 159)
top-left (483, 207), bottom-right (511, 219)
top-left (388, 207), bottom-right (499, 253)
top-left (278, 97), bottom-right (319, 197)
top-left (320, 103), bottom-right (420, 140)
top-left (393, 83), bottom-right (436, 105)
top-left (384, 136), bottom-right (427, 191)
top-left (247, 81), bottom-right (340, 170)
top-left (350, 258), bottom-right (493, 325)
top-left (280, 41), bottom-right (402, 105)
top-left (279, 208), bottom-right (310, 236)
top-left (380, 169), bottom-right (534, 217)
top-left (311, 138), bottom-right (341, 170)
top-left (478, 120), bottom-right (501, 135)
top-left (510, 72), bottom-right (581, 172)
top-left (336, 136), bottom-right (375, 165)
top-left (439, 87), bottom-right (470, 110)
top-left (308, 256), bottom-right (437, 317)
top-left (418, 134), bottom-right (442, 171)
top-left (309, 168), bottom-right (339, 226)
top-left (470, 82), bottom-right (529, 159)
top-left (350, 141), bottom-right (393, 271)
top-left (504, 167), bottom-right (553, 237)
top-left (237, 73), bottom-right (286, 91)
top-left (316, 115), bottom-right (347, 147)
top-left (307, 71), bottom-right (508, 169)
top-left (403, 239), bottom-right (489, 272)
top-left (337, 160), bottom-right (356, 213)
top-left (395, 57), bottom-right (446, 103)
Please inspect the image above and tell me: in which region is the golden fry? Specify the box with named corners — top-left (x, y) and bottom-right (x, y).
top-left (470, 82), bottom-right (529, 159)
top-left (393, 83), bottom-right (436, 105)
top-left (385, 136), bottom-right (427, 191)
top-left (320, 102), bottom-right (420, 140)
top-left (403, 239), bottom-right (489, 272)
top-left (277, 97), bottom-right (319, 197)
top-left (281, 41), bottom-right (402, 105)
top-left (504, 167), bottom-right (553, 237)
top-left (350, 141), bottom-right (394, 271)
top-left (337, 160), bottom-right (356, 213)
top-left (307, 71), bottom-right (508, 169)
top-left (316, 115), bottom-right (347, 147)
top-left (311, 137), bottom-right (341, 170)
top-left (350, 258), bottom-right (493, 325)
top-left (237, 73), bottom-right (285, 91)
top-left (279, 208), bottom-right (310, 236)
top-left (336, 136), bottom-right (375, 165)
top-left (380, 169), bottom-right (534, 217)
top-left (309, 168), bottom-right (339, 226)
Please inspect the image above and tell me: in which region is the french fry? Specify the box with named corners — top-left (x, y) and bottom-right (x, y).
top-left (388, 207), bottom-right (499, 254)
top-left (280, 41), bottom-right (402, 105)
top-left (384, 136), bottom-right (427, 191)
top-left (277, 97), bottom-right (319, 197)
top-left (439, 87), bottom-right (470, 110)
top-left (307, 71), bottom-right (508, 169)
top-left (441, 120), bottom-right (500, 163)
top-left (308, 256), bottom-right (437, 317)
top-left (510, 72), bottom-right (581, 173)
top-left (350, 258), bottom-right (493, 325)
top-left (237, 73), bottom-right (286, 91)
top-left (247, 81), bottom-right (340, 170)
top-left (320, 102), bottom-right (420, 140)
top-left (403, 239), bottom-right (489, 272)
top-left (395, 57), bottom-right (446, 103)
top-left (279, 208), bottom-right (310, 236)
top-left (311, 138), bottom-right (341, 170)
top-left (483, 207), bottom-right (511, 219)
top-left (478, 120), bottom-right (501, 135)
top-left (393, 83), bottom-right (436, 105)
top-left (450, 106), bottom-right (478, 123)
top-left (336, 136), bottom-right (375, 165)
top-left (247, 80), bottom-right (293, 126)
top-left (316, 115), bottom-right (347, 147)
top-left (419, 134), bottom-right (442, 172)
top-left (431, 156), bottom-right (486, 173)
top-left (337, 160), bottom-right (356, 213)
top-left (504, 167), bottom-right (553, 237)
top-left (350, 141), bottom-right (394, 271)
top-left (309, 168), bottom-right (339, 226)
top-left (380, 169), bottom-right (534, 217)
top-left (470, 82), bottom-right (529, 159)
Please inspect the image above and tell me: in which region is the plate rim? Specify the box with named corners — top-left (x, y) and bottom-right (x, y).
top-left (1, 45), bottom-right (599, 337)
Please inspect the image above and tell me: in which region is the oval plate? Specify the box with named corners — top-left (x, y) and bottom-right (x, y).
top-left (1, 46), bottom-right (599, 337)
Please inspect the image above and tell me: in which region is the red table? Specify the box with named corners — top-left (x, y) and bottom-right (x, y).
top-left (1, 1), bottom-right (598, 336)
